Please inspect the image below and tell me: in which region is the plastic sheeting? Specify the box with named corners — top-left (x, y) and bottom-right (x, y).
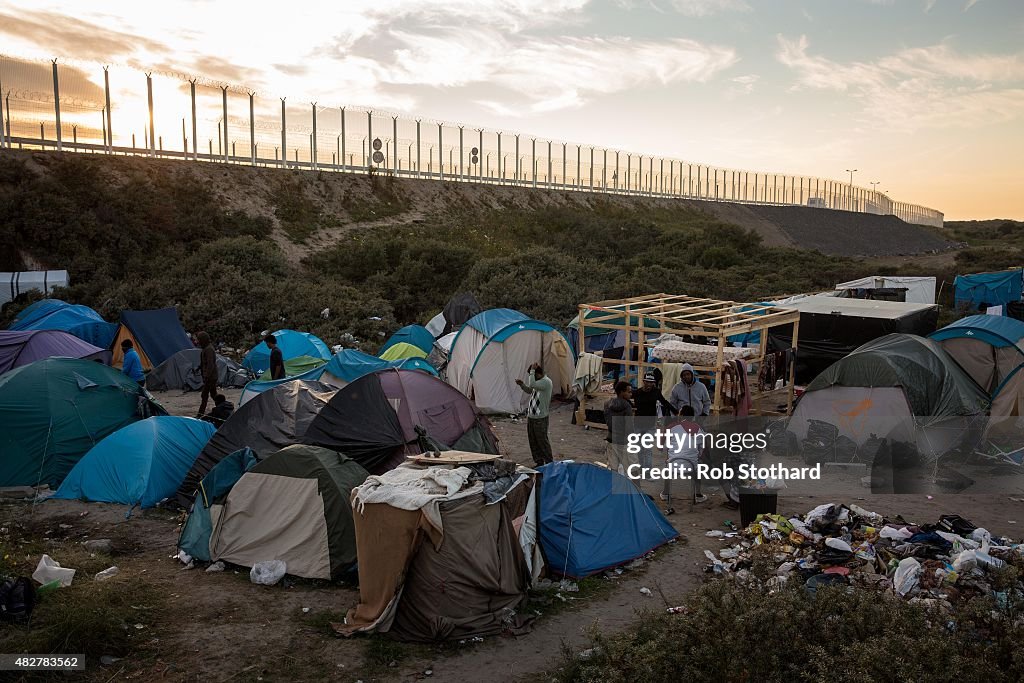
top-left (537, 462), bottom-right (678, 579)
top-left (835, 276), bottom-right (936, 304)
top-left (954, 269), bottom-right (1024, 312)
top-left (55, 417), bottom-right (215, 508)
top-left (146, 348), bottom-right (250, 391)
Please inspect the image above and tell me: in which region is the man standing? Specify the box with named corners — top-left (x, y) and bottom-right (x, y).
top-left (669, 363), bottom-right (711, 416)
top-left (634, 372), bottom-right (676, 419)
top-left (196, 331), bottom-right (218, 417)
top-left (120, 339), bottom-right (145, 388)
top-left (266, 334), bottom-right (286, 380)
top-left (603, 380), bottom-right (634, 474)
top-left (516, 362), bottom-right (553, 466)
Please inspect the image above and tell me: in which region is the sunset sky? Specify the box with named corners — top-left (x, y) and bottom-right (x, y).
top-left (0, 0), bottom-right (1021, 219)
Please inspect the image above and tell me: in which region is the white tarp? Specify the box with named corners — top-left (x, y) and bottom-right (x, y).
top-left (835, 276), bottom-right (936, 304)
top-left (1, 270), bottom-right (69, 305)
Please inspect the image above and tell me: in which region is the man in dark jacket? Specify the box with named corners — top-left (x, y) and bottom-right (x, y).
top-left (634, 372), bottom-right (676, 418)
top-left (266, 334), bottom-right (286, 380)
top-left (196, 331), bottom-right (218, 417)
top-left (604, 380), bottom-right (634, 474)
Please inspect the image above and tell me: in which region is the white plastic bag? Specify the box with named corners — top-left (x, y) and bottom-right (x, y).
top-left (893, 557), bottom-right (921, 596)
top-left (880, 526), bottom-right (913, 541)
top-left (94, 566), bottom-right (119, 581)
top-left (825, 537), bottom-right (852, 553)
top-left (32, 554), bottom-right (76, 587)
top-left (250, 560), bottom-right (287, 585)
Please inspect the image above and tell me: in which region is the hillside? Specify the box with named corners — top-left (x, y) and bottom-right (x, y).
top-left (0, 150), bottom-right (1017, 350)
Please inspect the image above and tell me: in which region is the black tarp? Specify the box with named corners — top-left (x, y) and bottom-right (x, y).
top-left (442, 293), bottom-right (482, 335)
top-left (175, 381), bottom-right (335, 506)
top-left (146, 348), bottom-right (250, 391)
top-left (302, 374), bottom-right (407, 472)
top-left (770, 304), bottom-right (939, 385)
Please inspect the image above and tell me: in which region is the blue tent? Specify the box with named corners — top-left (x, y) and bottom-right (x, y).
top-left (55, 416), bottom-right (215, 508)
top-left (238, 349), bottom-right (436, 404)
top-left (537, 462), bottom-right (678, 578)
top-left (954, 270), bottom-right (1023, 313)
top-left (242, 329), bottom-right (331, 374)
top-left (379, 325), bottom-right (434, 356)
top-left (177, 447), bottom-right (258, 561)
top-left (930, 314), bottom-right (1024, 350)
top-left (9, 299), bottom-right (116, 348)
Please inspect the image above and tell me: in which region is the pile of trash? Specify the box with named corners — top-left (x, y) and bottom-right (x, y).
top-left (705, 503), bottom-right (1024, 607)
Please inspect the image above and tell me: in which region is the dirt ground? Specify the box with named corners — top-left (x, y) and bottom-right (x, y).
top-left (5, 389), bottom-right (1023, 682)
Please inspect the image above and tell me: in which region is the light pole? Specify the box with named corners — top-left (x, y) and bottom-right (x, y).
top-left (846, 168), bottom-right (857, 185)
top-left (870, 181), bottom-right (880, 193)
top-left (845, 168), bottom-right (857, 210)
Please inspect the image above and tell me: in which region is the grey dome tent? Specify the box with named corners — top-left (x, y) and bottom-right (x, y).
top-left (789, 334), bottom-right (989, 464)
top-left (186, 445), bottom-right (368, 580)
top-left (146, 348), bottom-right (251, 391)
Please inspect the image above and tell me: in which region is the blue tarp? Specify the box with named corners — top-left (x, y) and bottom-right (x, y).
top-left (930, 314), bottom-right (1024, 349)
top-left (9, 299), bottom-right (116, 348)
top-left (242, 329), bottom-right (331, 374)
top-left (120, 308), bottom-right (193, 368)
top-left (177, 447), bottom-right (258, 561)
top-left (379, 325), bottom-right (435, 356)
top-left (954, 270), bottom-right (1024, 312)
top-left (55, 416), bottom-right (215, 508)
top-left (239, 350), bottom-right (436, 403)
top-left (537, 461), bottom-right (678, 579)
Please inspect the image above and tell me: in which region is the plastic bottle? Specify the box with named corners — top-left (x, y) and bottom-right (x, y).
top-left (36, 580), bottom-right (62, 597)
top-left (95, 566), bottom-right (120, 581)
top-left (850, 504), bottom-right (883, 524)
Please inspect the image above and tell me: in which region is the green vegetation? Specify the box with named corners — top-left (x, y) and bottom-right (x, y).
top-left (550, 579), bottom-right (1024, 683)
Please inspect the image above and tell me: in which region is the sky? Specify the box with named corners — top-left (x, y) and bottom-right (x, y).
top-left (0, 0), bottom-right (1022, 219)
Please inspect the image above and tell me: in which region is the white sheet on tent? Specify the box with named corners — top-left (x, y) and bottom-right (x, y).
top-left (834, 276), bottom-right (936, 304)
top-left (1, 270), bottom-right (69, 305)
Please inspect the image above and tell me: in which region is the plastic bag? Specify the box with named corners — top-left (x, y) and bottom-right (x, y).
top-left (250, 560), bottom-right (287, 586)
top-left (825, 537), bottom-right (853, 553)
top-left (892, 557), bottom-right (921, 596)
top-left (94, 566), bottom-right (119, 581)
top-left (31, 555), bottom-right (75, 587)
top-left (880, 526), bottom-right (913, 541)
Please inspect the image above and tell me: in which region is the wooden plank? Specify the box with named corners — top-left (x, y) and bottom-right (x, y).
top-left (407, 451), bottom-right (503, 465)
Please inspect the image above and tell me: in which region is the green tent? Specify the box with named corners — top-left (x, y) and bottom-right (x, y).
top-left (258, 354), bottom-right (327, 380)
top-left (202, 445), bottom-right (369, 580)
top-left (379, 342), bottom-right (428, 362)
top-left (0, 358), bottom-right (158, 488)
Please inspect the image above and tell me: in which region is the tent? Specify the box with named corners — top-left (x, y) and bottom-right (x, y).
top-left (931, 316), bottom-right (1024, 444)
top-left (257, 354), bottom-right (327, 380)
top-left (178, 447), bottom-right (258, 562)
top-left (788, 334), bottom-right (989, 462)
top-left (1, 270), bottom-right (69, 306)
top-left (177, 370), bottom-right (497, 506)
top-left (447, 309), bottom-right (575, 414)
top-left (954, 269), bottom-right (1024, 313)
top-left (146, 348), bottom-right (251, 391)
top-left (237, 349), bottom-right (436, 405)
top-left (425, 292), bottom-right (482, 338)
top-left (110, 308), bottom-right (193, 371)
top-left (768, 295), bottom-right (940, 385)
top-left (8, 299), bottom-right (116, 349)
top-left (0, 330), bottom-right (110, 375)
top-left (835, 276), bottom-right (936, 304)
top-left (196, 445), bottom-right (369, 580)
top-left (241, 329), bottom-right (331, 375)
top-left (0, 358), bottom-right (160, 488)
top-left (379, 325), bottom-right (434, 361)
top-left (176, 380), bottom-right (334, 506)
top-left (537, 461), bottom-right (678, 578)
top-left (54, 417), bottom-right (215, 508)
top-left (929, 315), bottom-right (1024, 394)
top-left (340, 463), bottom-right (537, 641)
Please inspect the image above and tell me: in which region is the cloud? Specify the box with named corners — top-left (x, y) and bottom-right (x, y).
top-left (776, 35), bottom-right (1024, 130)
top-left (964, 0), bottom-right (982, 10)
top-left (729, 74), bottom-right (760, 95)
top-left (613, 0), bottom-right (750, 15)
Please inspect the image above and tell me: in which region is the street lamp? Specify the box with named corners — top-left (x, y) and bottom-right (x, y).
top-left (870, 181), bottom-right (880, 193)
top-left (845, 168), bottom-right (857, 185)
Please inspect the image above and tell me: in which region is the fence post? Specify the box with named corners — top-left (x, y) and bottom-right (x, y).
top-left (51, 60), bottom-right (62, 151)
top-left (221, 86), bottom-right (228, 162)
top-left (392, 116), bottom-right (398, 175)
top-left (101, 109), bottom-right (106, 149)
top-left (0, 73), bottom-right (6, 148)
top-left (532, 139), bottom-right (537, 187)
top-left (577, 145), bottom-right (581, 189)
top-left (496, 132), bottom-right (502, 183)
top-left (340, 107), bottom-right (346, 171)
top-left (615, 152), bottom-right (620, 191)
top-left (478, 129), bottom-right (484, 181)
top-left (415, 120), bottom-right (421, 176)
top-left (147, 73), bottom-right (157, 157)
top-left (438, 123), bottom-right (443, 181)
top-left (250, 92), bottom-right (256, 165)
top-left (103, 66), bottom-right (113, 151)
top-left (280, 98), bottom-right (287, 168)
top-left (190, 80), bottom-right (198, 160)
top-left (562, 143), bottom-right (567, 189)
top-left (311, 103), bottom-right (317, 170)
top-left (626, 155), bottom-right (631, 194)
top-left (367, 111), bottom-right (373, 171)
top-left (514, 134), bottom-right (519, 184)
top-left (181, 118), bottom-right (186, 157)
top-left (590, 147), bottom-right (594, 190)
top-left (459, 126), bottom-right (465, 180)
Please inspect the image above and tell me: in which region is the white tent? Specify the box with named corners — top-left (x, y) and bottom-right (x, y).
top-left (447, 309), bottom-right (575, 415)
top-left (1, 270), bottom-right (69, 305)
top-left (834, 276), bottom-right (936, 304)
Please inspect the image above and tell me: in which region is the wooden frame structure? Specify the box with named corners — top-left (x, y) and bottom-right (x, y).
top-left (575, 293), bottom-right (802, 427)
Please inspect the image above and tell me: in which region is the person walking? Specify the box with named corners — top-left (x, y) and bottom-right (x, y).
top-left (120, 339), bottom-right (145, 388)
top-left (516, 362), bottom-right (553, 466)
top-left (196, 331), bottom-right (218, 417)
top-left (266, 334), bottom-right (286, 380)
top-left (603, 380), bottom-right (634, 474)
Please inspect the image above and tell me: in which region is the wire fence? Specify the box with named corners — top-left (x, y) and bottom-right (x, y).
top-left (0, 54), bottom-right (944, 227)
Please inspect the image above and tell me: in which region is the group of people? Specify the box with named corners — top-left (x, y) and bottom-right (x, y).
top-left (604, 366), bottom-right (713, 504)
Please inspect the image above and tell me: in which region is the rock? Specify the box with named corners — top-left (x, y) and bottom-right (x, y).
top-left (83, 539), bottom-right (113, 554)
top-left (205, 561), bottom-right (226, 573)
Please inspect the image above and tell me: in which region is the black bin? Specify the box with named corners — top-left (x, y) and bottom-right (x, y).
top-left (739, 488), bottom-right (778, 527)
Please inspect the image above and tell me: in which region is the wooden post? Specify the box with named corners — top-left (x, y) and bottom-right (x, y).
top-left (786, 317), bottom-right (800, 414)
top-left (712, 332), bottom-right (726, 415)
